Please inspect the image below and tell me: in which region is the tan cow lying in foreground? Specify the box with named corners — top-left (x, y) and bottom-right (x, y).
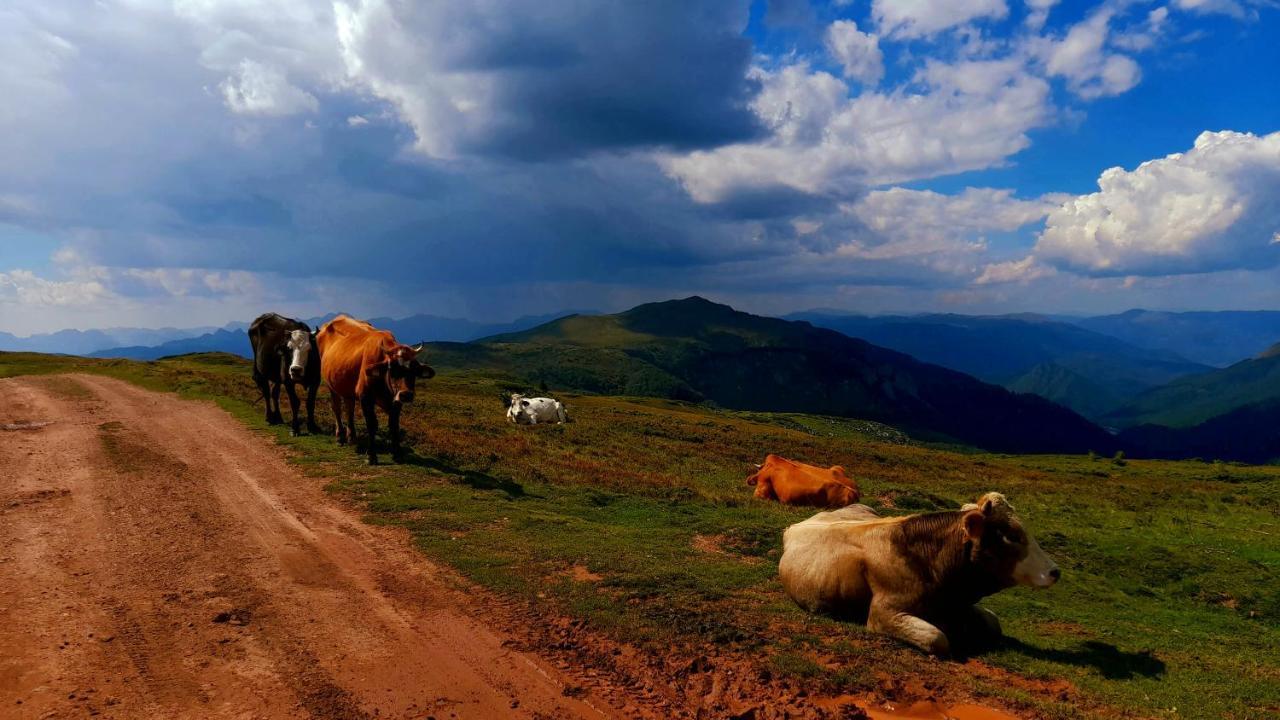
top-left (779, 493), bottom-right (1059, 655)
top-left (747, 454), bottom-right (859, 508)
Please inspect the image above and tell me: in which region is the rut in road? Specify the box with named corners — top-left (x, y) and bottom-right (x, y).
top-left (0, 373), bottom-right (632, 720)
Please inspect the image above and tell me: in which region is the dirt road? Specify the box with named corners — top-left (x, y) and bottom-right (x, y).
top-left (0, 374), bottom-right (627, 719)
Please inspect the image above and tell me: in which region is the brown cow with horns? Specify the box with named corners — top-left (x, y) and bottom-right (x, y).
top-left (317, 315), bottom-right (435, 465)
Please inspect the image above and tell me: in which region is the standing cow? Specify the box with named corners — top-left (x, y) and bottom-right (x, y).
top-left (507, 394), bottom-right (568, 424)
top-left (317, 315), bottom-right (434, 465)
top-left (248, 313), bottom-right (321, 436)
top-left (778, 492), bottom-right (1059, 656)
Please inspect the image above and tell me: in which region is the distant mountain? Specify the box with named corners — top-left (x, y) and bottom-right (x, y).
top-left (88, 310), bottom-right (588, 361)
top-left (1105, 348), bottom-right (1280, 429)
top-left (90, 329), bottom-right (252, 360)
top-left (0, 325), bottom-right (219, 356)
top-left (1073, 309), bottom-right (1280, 367)
top-left (428, 297), bottom-right (1119, 455)
top-left (785, 312), bottom-right (1209, 420)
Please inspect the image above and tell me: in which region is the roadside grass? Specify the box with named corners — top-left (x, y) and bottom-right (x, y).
top-left (4, 352), bottom-right (1278, 719)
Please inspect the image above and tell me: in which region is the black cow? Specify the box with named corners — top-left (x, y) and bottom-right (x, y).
top-left (248, 313), bottom-right (321, 436)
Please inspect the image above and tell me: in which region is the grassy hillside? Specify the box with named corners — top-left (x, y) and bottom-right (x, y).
top-left (790, 312), bottom-right (1209, 420)
top-left (1107, 350), bottom-right (1280, 429)
top-left (439, 297), bottom-right (1120, 455)
top-left (3, 350), bottom-right (1277, 719)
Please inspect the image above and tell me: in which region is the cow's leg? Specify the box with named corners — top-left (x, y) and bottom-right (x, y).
top-left (269, 380), bottom-right (284, 425)
top-left (753, 477), bottom-right (777, 501)
top-left (331, 393), bottom-right (347, 445)
top-left (868, 598), bottom-right (950, 656)
top-left (347, 399), bottom-right (358, 453)
top-left (285, 382), bottom-right (302, 436)
top-left (388, 405), bottom-right (402, 463)
top-left (305, 383), bottom-right (321, 434)
top-left (960, 604), bottom-right (1002, 640)
top-left (253, 370), bottom-right (273, 425)
top-left (361, 396), bottom-right (379, 465)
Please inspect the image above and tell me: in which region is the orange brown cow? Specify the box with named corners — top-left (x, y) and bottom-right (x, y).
top-left (316, 314), bottom-right (435, 465)
top-left (746, 454), bottom-right (860, 508)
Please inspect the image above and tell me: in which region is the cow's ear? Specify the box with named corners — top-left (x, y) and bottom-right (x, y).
top-left (962, 510), bottom-right (985, 541)
top-left (417, 363), bottom-right (435, 379)
top-left (364, 359), bottom-right (387, 380)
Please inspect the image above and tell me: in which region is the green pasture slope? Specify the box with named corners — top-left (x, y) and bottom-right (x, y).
top-left (3, 351), bottom-right (1277, 719)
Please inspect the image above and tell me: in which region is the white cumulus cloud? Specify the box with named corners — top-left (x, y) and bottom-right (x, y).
top-left (1033, 130), bottom-right (1280, 276)
top-left (873, 0), bottom-right (1009, 38)
top-left (1033, 9), bottom-right (1141, 99)
top-left (664, 57), bottom-right (1053, 202)
top-left (824, 21), bottom-right (883, 86)
top-left (0, 269), bottom-right (109, 306)
top-left (219, 58), bottom-right (318, 116)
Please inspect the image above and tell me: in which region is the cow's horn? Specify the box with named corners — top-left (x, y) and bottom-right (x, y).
top-left (411, 342), bottom-right (426, 354)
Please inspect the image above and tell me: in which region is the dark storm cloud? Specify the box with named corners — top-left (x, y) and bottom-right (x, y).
top-left (346, 1), bottom-right (765, 160)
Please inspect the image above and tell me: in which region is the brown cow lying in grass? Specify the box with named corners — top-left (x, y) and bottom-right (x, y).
top-left (778, 493), bottom-right (1059, 656)
top-left (746, 454), bottom-right (860, 508)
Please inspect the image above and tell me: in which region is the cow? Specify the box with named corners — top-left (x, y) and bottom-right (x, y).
top-left (247, 313), bottom-right (321, 437)
top-left (507, 394), bottom-right (568, 425)
top-left (316, 314), bottom-right (435, 465)
top-left (778, 492), bottom-right (1059, 656)
top-left (746, 454), bottom-right (859, 508)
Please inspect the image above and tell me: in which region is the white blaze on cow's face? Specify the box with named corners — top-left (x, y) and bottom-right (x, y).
top-left (286, 330), bottom-right (311, 380)
top-left (1011, 530), bottom-right (1060, 588)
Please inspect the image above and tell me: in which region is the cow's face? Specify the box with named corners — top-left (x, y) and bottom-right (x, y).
top-left (963, 492), bottom-right (1059, 589)
top-left (384, 343), bottom-right (434, 405)
top-left (507, 395), bottom-right (529, 424)
top-left (285, 330), bottom-right (311, 380)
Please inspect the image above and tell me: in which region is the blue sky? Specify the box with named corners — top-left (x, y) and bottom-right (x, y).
top-left (1, 0), bottom-right (1278, 334)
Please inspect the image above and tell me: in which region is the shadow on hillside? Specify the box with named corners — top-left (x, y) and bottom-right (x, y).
top-left (1000, 638), bottom-right (1166, 680)
top-left (398, 450), bottom-right (533, 500)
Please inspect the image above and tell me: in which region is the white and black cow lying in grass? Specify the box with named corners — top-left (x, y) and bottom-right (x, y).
top-left (248, 312), bottom-right (321, 437)
top-left (506, 394), bottom-right (568, 425)
top-left (779, 492), bottom-right (1059, 656)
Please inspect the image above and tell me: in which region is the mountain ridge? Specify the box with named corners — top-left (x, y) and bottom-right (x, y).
top-left (439, 296), bottom-right (1119, 455)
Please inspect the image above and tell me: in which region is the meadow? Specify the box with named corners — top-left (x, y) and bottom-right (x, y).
top-left (3, 351), bottom-right (1277, 719)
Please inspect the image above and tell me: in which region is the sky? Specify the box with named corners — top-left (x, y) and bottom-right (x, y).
top-left (2, 0), bottom-right (1279, 335)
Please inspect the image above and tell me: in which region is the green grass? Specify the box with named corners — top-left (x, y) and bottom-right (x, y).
top-left (4, 351), bottom-right (1278, 718)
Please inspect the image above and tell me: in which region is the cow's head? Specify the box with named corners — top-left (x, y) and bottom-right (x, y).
top-left (961, 492), bottom-right (1059, 589)
top-left (285, 329), bottom-right (312, 381)
top-left (375, 342), bottom-right (435, 405)
top-left (507, 394), bottom-right (529, 424)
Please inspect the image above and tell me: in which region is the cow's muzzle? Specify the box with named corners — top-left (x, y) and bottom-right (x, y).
top-left (289, 365), bottom-right (305, 380)
top-left (395, 391), bottom-right (415, 404)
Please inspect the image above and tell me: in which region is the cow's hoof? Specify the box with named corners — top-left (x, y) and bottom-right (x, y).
top-left (366, 456), bottom-right (379, 466)
top-left (290, 428), bottom-right (300, 437)
top-left (307, 425), bottom-right (322, 435)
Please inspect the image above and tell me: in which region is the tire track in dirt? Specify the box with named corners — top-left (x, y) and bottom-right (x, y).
top-left (0, 374), bottom-right (630, 719)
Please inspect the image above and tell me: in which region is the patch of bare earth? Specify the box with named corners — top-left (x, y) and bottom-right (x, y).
top-left (0, 374), bottom-right (627, 719)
